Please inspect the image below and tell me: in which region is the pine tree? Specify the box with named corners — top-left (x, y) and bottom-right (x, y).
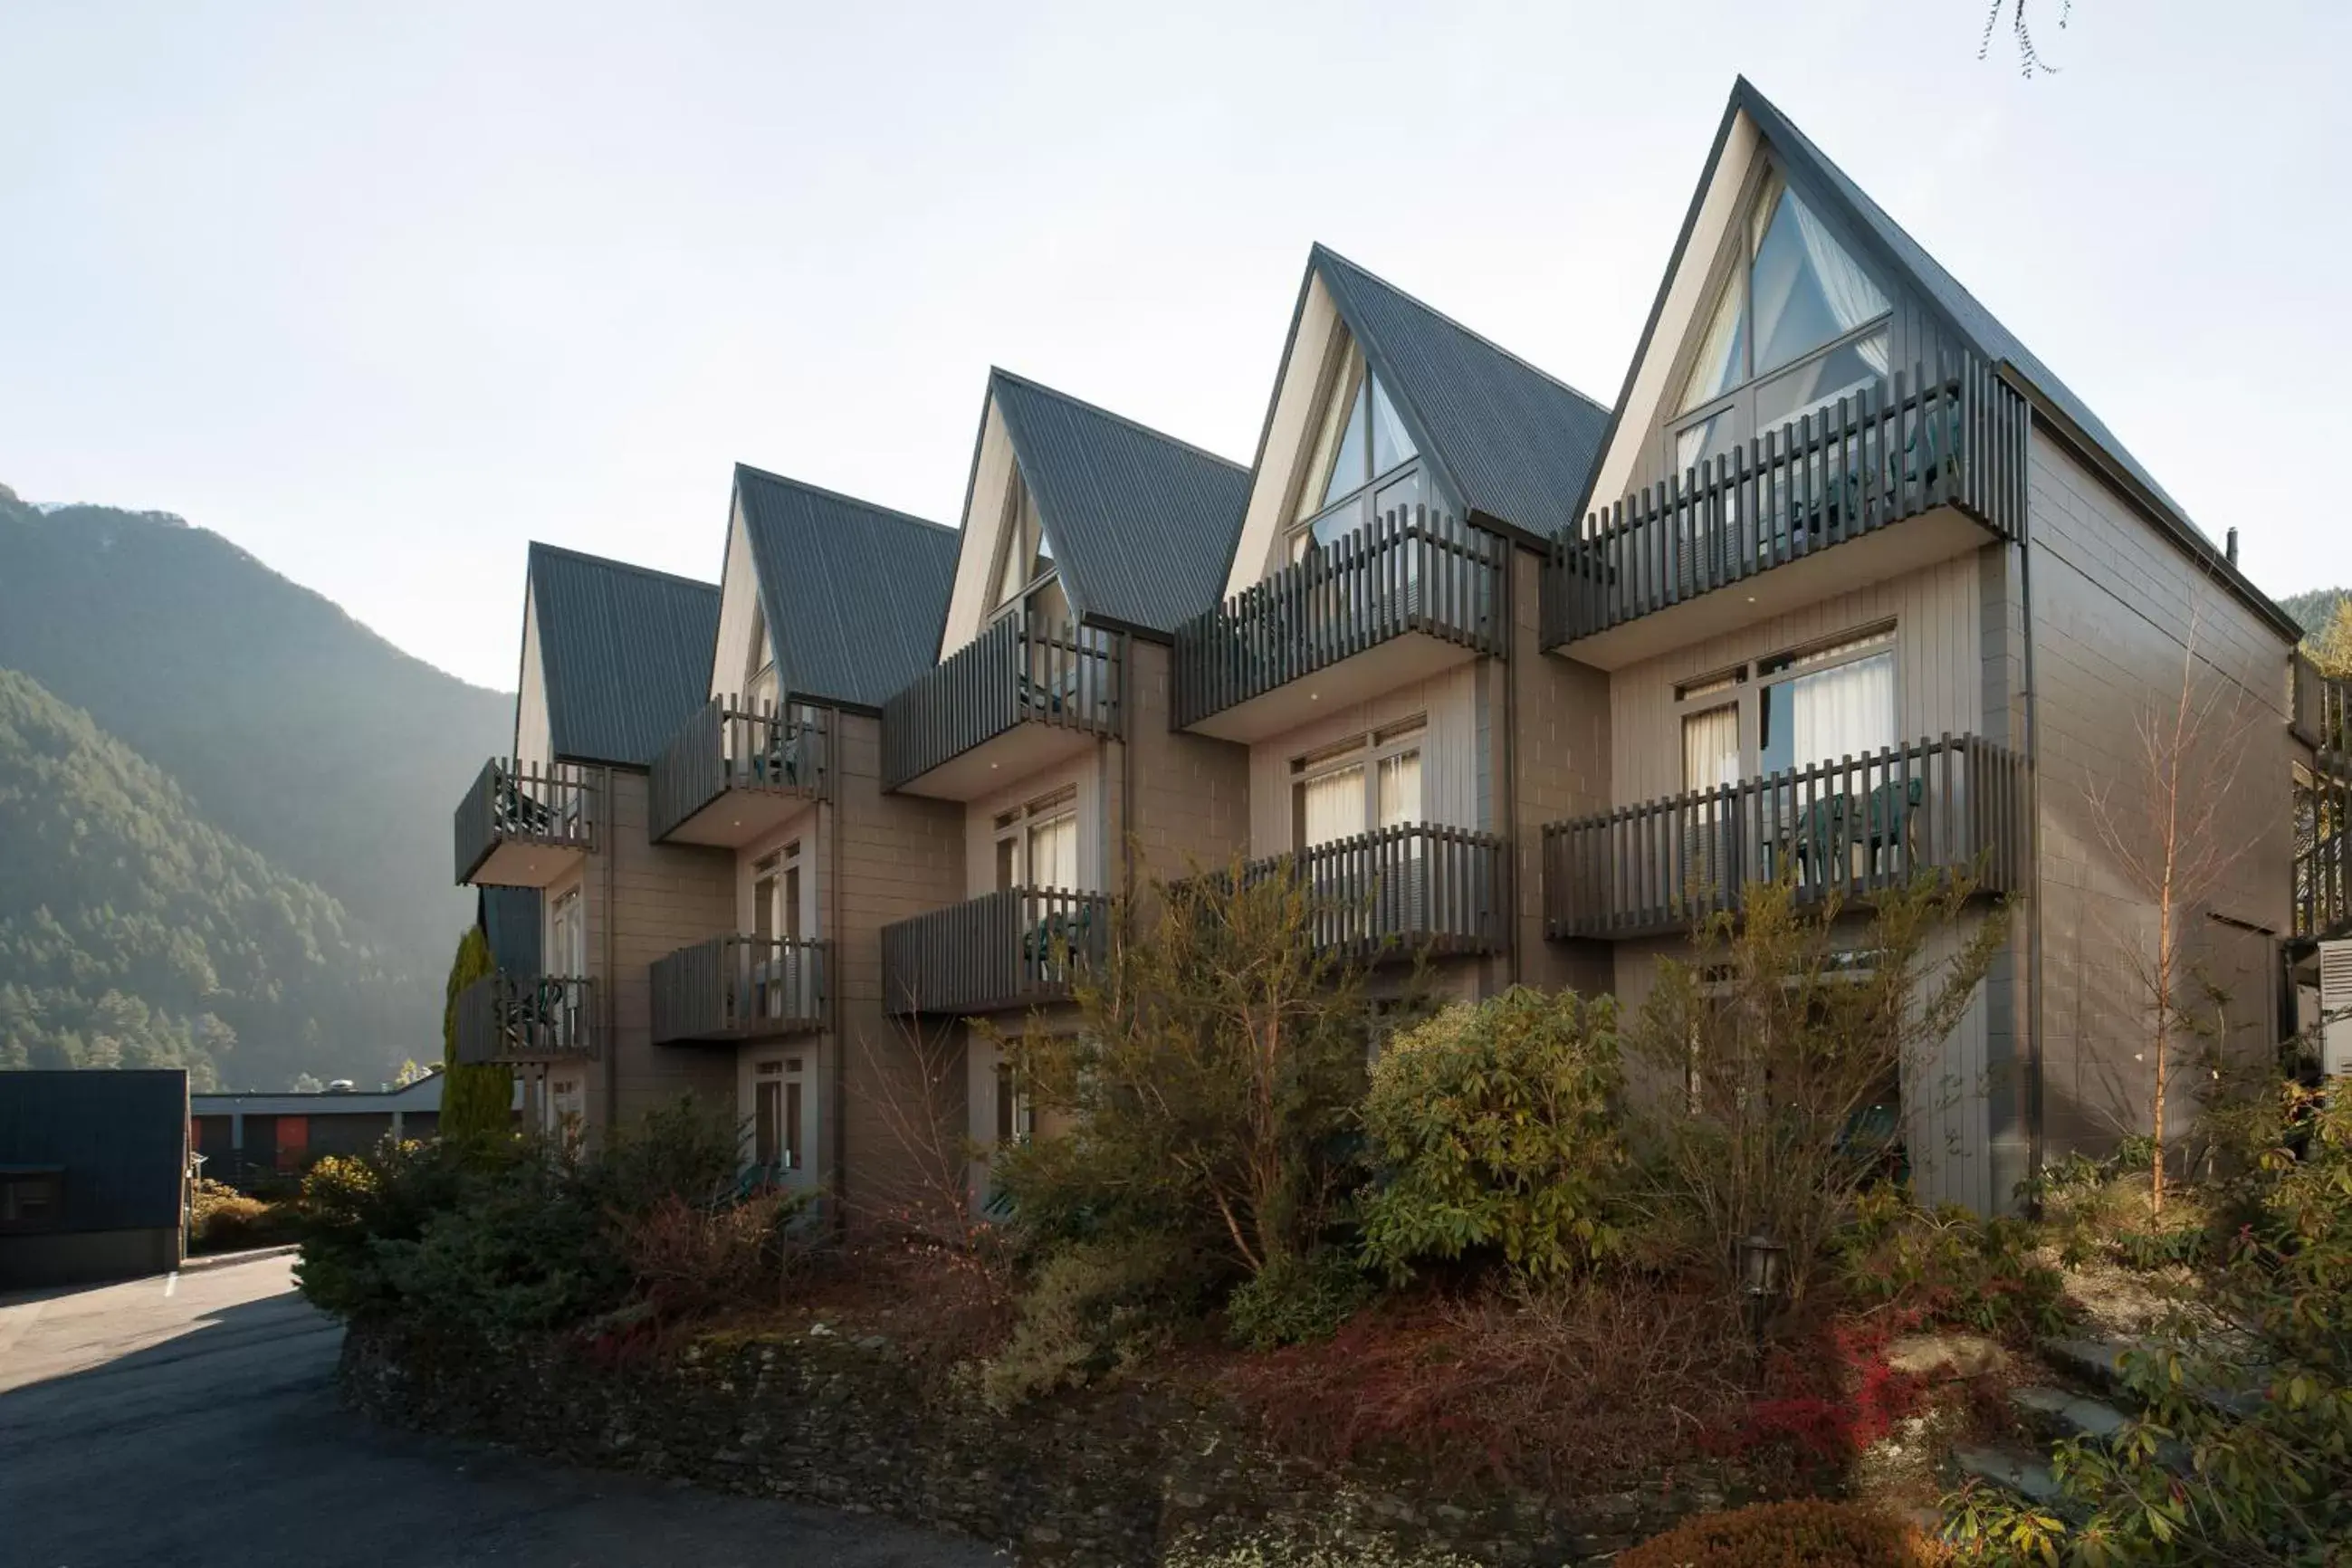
top-left (438, 924), bottom-right (511, 1143)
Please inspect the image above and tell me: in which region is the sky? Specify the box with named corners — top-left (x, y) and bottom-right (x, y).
top-left (1, 0), bottom-right (2345, 692)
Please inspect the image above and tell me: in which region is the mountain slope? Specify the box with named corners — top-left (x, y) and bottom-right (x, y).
top-left (0, 489), bottom-right (512, 972)
top-left (2280, 588), bottom-right (2348, 639)
top-left (0, 668), bottom-right (425, 1089)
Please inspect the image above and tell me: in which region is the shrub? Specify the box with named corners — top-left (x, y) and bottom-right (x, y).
top-left (1616, 1499), bottom-right (1935, 1568)
top-left (1359, 987), bottom-right (1624, 1283)
top-left (370, 1153), bottom-right (621, 1337)
top-left (981, 1236), bottom-right (1208, 1410)
top-left (1832, 1186), bottom-right (2070, 1341)
top-left (610, 1189), bottom-right (810, 1324)
top-left (189, 1178), bottom-right (295, 1252)
top-left (1225, 1247), bottom-right (1372, 1351)
top-left (1627, 871), bottom-right (2006, 1308)
top-left (1163, 1526), bottom-right (1477, 1567)
top-left (293, 1139), bottom-right (477, 1319)
top-left (1226, 1277), bottom-right (1750, 1491)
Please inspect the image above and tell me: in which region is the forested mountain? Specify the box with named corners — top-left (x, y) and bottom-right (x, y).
top-left (2280, 588), bottom-right (2349, 638)
top-left (0, 668), bottom-right (425, 1088)
top-left (0, 488), bottom-right (511, 981)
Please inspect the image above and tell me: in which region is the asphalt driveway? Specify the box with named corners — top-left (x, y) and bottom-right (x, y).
top-left (0, 1253), bottom-right (999, 1568)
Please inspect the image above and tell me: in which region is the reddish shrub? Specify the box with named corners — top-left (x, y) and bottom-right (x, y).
top-left (1615, 1498), bottom-right (1935, 1567)
top-left (1223, 1276), bottom-right (1751, 1490)
top-left (1709, 1316), bottom-right (1925, 1483)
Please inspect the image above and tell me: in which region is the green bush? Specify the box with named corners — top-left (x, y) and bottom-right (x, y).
top-left (371, 1154), bottom-right (620, 1336)
top-left (1832, 1185), bottom-right (2070, 1341)
top-left (188, 1178), bottom-right (297, 1252)
top-left (1225, 1247), bottom-right (1372, 1352)
top-left (293, 1140), bottom-right (478, 1319)
top-left (1617, 1500), bottom-right (1933, 1567)
top-left (1359, 987), bottom-right (1624, 1283)
top-left (981, 1236), bottom-right (1208, 1410)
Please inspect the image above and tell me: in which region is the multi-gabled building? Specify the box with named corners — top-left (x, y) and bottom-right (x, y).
top-left (451, 77), bottom-right (2336, 1217)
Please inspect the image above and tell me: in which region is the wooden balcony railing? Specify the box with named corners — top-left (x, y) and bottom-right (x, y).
top-left (1541, 734), bottom-right (2026, 940)
top-left (650, 935), bottom-right (827, 1044)
top-left (453, 760), bottom-right (594, 885)
top-left (879, 886), bottom-right (1111, 1016)
top-left (2296, 768), bottom-right (2352, 943)
top-left (1543, 356), bottom-right (2030, 649)
top-left (453, 973), bottom-right (597, 1064)
top-left (1172, 507), bottom-right (1508, 731)
top-left (649, 698), bottom-right (827, 843)
top-left (1241, 823), bottom-right (1509, 959)
top-left (882, 615), bottom-right (1121, 792)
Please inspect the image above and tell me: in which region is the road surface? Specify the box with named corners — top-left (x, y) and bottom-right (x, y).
top-left (0, 1253), bottom-right (1000, 1568)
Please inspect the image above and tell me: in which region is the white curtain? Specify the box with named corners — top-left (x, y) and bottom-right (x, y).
top-left (1301, 764), bottom-right (1366, 847)
top-left (1791, 651), bottom-right (1896, 769)
top-left (1027, 811), bottom-right (1078, 888)
top-left (1789, 193), bottom-right (1890, 356)
top-left (1375, 750), bottom-right (1421, 828)
top-left (1682, 705), bottom-right (1742, 793)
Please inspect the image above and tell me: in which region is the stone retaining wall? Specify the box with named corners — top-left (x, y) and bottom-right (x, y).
top-left (340, 1321), bottom-right (1729, 1565)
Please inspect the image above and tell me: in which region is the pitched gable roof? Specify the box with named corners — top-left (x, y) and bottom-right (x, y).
top-left (1313, 245), bottom-right (1612, 538)
top-left (986, 369), bottom-right (1250, 637)
top-left (733, 464), bottom-right (958, 712)
top-left (527, 543), bottom-right (720, 768)
top-left (1590, 77), bottom-right (2297, 642)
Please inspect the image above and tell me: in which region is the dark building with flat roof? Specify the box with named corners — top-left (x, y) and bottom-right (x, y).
top-left (0, 1069), bottom-right (189, 1287)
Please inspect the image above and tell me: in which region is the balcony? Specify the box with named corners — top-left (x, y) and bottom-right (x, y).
top-left (454, 760), bottom-right (593, 887)
top-left (2292, 655), bottom-right (2351, 761)
top-left (879, 886), bottom-right (1111, 1016)
top-left (650, 699), bottom-right (827, 846)
top-left (882, 615), bottom-right (1120, 799)
top-left (2297, 767), bottom-right (2352, 944)
top-left (1173, 507), bottom-right (1507, 743)
top-left (1543, 357), bottom-right (2029, 669)
top-left (1244, 822), bottom-right (1509, 960)
top-left (453, 974), bottom-right (596, 1065)
top-left (650, 935), bottom-right (827, 1044)
top-left (1541, 734), bottom-right (2025, 940)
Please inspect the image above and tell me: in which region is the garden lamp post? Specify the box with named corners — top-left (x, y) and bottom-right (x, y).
top-left (1738, 1230), bottom-right (1787, 1352)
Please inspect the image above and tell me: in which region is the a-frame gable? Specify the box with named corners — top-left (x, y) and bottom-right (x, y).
top-left (708, 481), bottom-right (778, 708)
top-left (1225, 246), bottom-right (1610, 596)
top-left (938, 378), bottom-right (1070, 659)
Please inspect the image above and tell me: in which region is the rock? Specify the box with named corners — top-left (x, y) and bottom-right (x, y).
top-left (1887, 1331), bottom-right (2006, 1378)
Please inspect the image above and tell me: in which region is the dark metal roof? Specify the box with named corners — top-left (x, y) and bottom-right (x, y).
top-left (733, 465), bottom-right (959, 712)
top-left (478, 887), bottom-right (541, 976)
top-left (527, 544), bottom-right (722, 768)
top-left (0, 1069), bottom-right (187, 1234)
top-left (1313, 245), bottom-right (1613, 540)
top-left (986, 369), bottom-right (1251, 637)
top-left (1584, 78), bottom-right (2297, 645)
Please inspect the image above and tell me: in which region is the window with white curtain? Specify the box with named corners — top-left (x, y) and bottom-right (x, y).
top-left (1669, 165), bottom-right (1893, 478)
top-left (994, 787), bottom-right (1080, 890)
top-left (1292, 722), bottom-right (1425, 848)
top-left (1760, 632), bottom-right (1898, 776)
top-left (990, 473), bottom-right (1061, 625)
top-left (1288, 330), bottom-right (1429, 563)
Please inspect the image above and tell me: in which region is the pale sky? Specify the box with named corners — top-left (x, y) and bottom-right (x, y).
top-left (2, 1), bottom-right (2344, 691)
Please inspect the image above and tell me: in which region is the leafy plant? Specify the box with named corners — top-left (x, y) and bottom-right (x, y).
top-left (980, 1235), bottom-right (1208, 1410)
top-left (437, 923), bottom-right (512, 1145)
top-left (1834, 1186), bottom-right (2070, 1341)
top-left (1359, 986), bottom-right (1624, 1283)
top-left (1225, 1247), bottom-right (1372, 1351)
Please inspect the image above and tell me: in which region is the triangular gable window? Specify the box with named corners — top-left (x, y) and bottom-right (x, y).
top-left (1289, 330), bottom-right (1427, 561)
top-left (989, 469), bottom-right (1067, 626)
top-left (1678, 168), bottom-right (1890, 414)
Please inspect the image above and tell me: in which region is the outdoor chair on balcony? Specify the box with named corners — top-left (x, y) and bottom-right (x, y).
top-left (1774, 774), bottom-right (1927, 884)
top-left (492, 776), bottom-right (559, 837)
top-left (748, 729), bottom-right (809, 789)
top-left (1021, 904), bottom-right (1096, 980)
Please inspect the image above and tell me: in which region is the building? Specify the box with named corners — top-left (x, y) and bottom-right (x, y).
top-left (190, 1069), bottom-right (478, 1186)
top-left (0, 1069), bottom-right (189, 1287)
top-left (450, 77), bottom-right (2339, 1217)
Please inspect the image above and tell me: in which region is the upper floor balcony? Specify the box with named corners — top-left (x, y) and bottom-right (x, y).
top-left (453, 972), bottom-right (596, 1065)
top-left (1172, 507), bottom-right (1508, 743)
top-left (1543, 357), bottom-right (2029, 669)
top-left (454, 760), bottom-right (593, 888)
top-left (2292, 655), bottom-right (2351, 763)
top-left (1243, 821), bottom-right (1509, 961)
top-left (879, 885), bottom-right (1111, 1017)
top-left (1541, 733), bottom-right (2025, 940)
top-left (650, 699), bottom-right (827, 846)
top-left (882, 614), bottom-right (1121, 799)
top-left (650, 934), bottom-right (827, 1044)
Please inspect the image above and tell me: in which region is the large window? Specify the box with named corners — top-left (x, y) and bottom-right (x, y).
top-left (1290, 335), bottom-right (1427, 561)
top-left (1292, 722), bottom-right (1425, 847)
top-left (994, 787), bottom-right (1080, 890)
top-left (990, 473), bottom-right (1066, 625)
top-left (751, 1054), bottom-right (808, 1174)
top-left (1670, 167), bottom-right (1892, 478)
top-left (1668, 626), bottom-right (1898, 782)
